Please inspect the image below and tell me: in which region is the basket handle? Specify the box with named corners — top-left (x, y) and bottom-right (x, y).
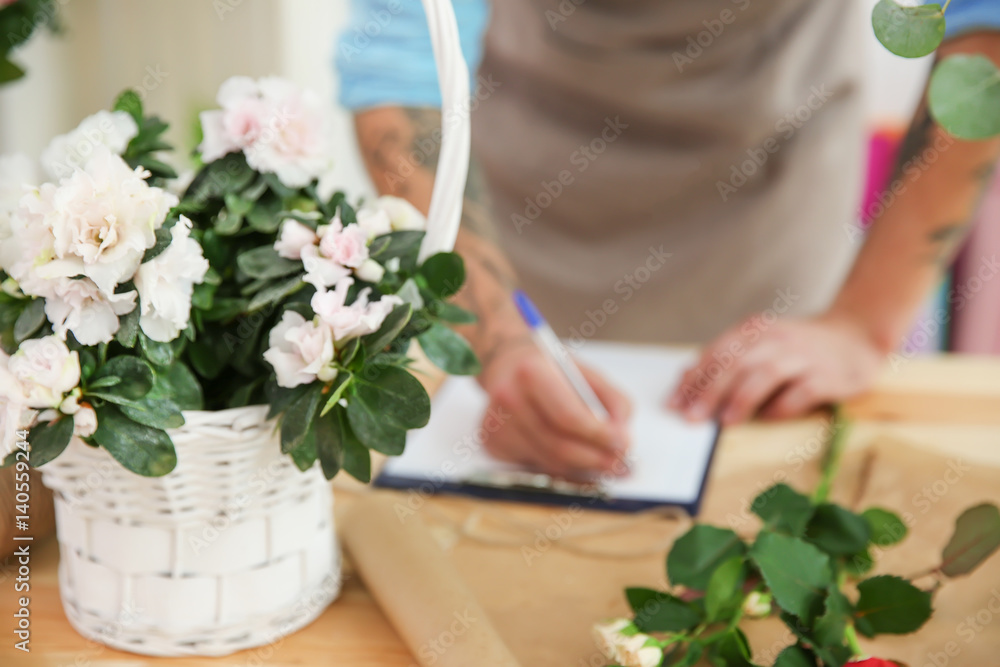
top-left (418, 0), bottom-right (471, 262)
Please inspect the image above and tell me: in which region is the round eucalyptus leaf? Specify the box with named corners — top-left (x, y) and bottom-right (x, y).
top-left (929, 54), bottom-right (1000, 140)
top-left (872, 0), bottom-right (945, 59)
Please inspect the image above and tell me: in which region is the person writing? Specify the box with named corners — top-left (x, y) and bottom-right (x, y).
top-left (337, 0), bottom-right (1000, 478)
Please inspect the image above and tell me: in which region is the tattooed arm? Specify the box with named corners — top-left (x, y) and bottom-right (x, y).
top-left (354, 106), bottom-right (630, 475)
top-left (671, 31), bottom-right (1000, 424)
top-left (827, 32), bottom-right (1000, 351)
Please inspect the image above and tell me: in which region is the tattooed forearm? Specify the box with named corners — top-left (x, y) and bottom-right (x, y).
top-left (353, 105), bottom-right (529, 373)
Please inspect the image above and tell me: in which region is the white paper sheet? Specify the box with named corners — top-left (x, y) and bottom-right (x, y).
top-left (380, 342), bottom-right (719, 506)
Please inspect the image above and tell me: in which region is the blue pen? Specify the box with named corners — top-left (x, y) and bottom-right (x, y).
top-left (513, 289), bottom-right (610, 420)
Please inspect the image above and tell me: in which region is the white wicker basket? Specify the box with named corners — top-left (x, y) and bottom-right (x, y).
top-left (39, 0), bottom-right (471, 656)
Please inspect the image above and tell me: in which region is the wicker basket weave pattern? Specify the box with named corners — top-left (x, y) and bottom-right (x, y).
top-left (41, 407), bottom-right (340, 657)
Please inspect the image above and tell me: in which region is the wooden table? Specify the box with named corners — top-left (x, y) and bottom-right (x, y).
top-left (3, 353), bottom-right (1000, 667)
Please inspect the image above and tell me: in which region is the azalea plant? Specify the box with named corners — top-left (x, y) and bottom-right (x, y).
top-left (1, 77), bottom-right (479, 481)
top-left (0, 0), bottom-right (58, 84)
top-left (594, 412), bottom-right (1000, 667)
top-left (872, 0), bottom-right (1000, 139)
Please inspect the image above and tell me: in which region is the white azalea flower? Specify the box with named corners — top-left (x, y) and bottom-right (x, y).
top-left (72, 404), bottom-right (98, 438)
top-left (18, 145), bottom-right (177, 297)
top-left (592, 618), bottom-right (664, 667)
top-left (41, 110), bottom-right (138, 181)
top-left (274, 219), bottom-right (318, 260)
top-left (43, 277), bottom-right (137, 346)
top-left (0, 350), bottom-right (31, 456)
top-left (374, 195), bottom-right (426, 231)
top-left (134, 216), bottom-right (209, 342)
top-left (318, 219), bottom-right (369, 268)
top-left (355, 258), bottom-right (385, 284)
top-left (199, 76), bottom-right (335, 189)
top-left (263, 311), bottom-right (336, 388)
top-left (741, 591), bottom-right (772, 618)
top-left (310, 278), bottom-right (402, 342)
top-left (355, 207), bottom-right (392, 239)
top-left (7, 336), bottom-right (81, 410)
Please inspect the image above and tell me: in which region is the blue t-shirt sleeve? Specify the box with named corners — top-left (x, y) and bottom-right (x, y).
top-left (335, 0), bottom-right (489, 110)
top-left (944, 0), bottom-right (1000, 39)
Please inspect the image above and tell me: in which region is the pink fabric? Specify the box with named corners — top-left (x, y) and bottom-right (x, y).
top-left (951, 168), bottom-right (1000, 354)
top-left (859, 131), bottom-right (902, 228)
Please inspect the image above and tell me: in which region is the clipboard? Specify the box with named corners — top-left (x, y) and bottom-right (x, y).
top-left (376, 342), bottom-right (721, 514)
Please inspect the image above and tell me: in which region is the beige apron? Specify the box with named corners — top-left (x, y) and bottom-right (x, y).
top-left (471, 0), bottom-right (866, 344)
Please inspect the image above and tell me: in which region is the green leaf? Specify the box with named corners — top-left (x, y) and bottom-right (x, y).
top-left (247, 275), bottom-right (304, 312)
top-left (417, 323), bottom-right (481, 375)
top-left (314, 408), bottom-right (345, 480)
top-left (940, 503), bottom-right (1000, 577)
top-left (751, 483), bottom-right (814, 536)
top-left (142, 223), bottom-right (174, 263)
top-left (87, 375), bottom-right (121, 390)
top-left (90, 356), bottom-right (155, 401)
top-left (748, 532), bottom-right (831, 620)
top-left (872, 0), bottom-right (945, 58)
top-left (813, 586), bottom-right (851, 648)
top-left (91, 405), bottom-right (177, 476)
top-left (355, 364), bottom-right (430, 430)
top-left (214, 206), bottom-right (244, 235)
top-left (362, 304), bottom-right (412, 355)
top-left (288, 421), bottom-right (317, 471)
top-left (139, 332), bottom-right (174, 367)
top-left (26, 417), bottom-right (74, 467)
top-left (246, 195), bottom-right (283, 233)
top-left (773, 645), bottom-right (815, 667)
top-left (705, 556), bottom-right (746, 622)
top-left (339, 337), bottom-right (361, 366)
top-left (843, 550), bottom-right (875, 578)
top-left (854, 575), bottom-right (932, 636)
top-left (237, 246), bottom-right (302, 280)
top-left (265, 381), bottom-right (312, 420)
top-left (0, 56), bottom-right (26, 84)
top-left (320, 372), bottom-right (353, 417)
top-left (673, 643), bottom-right (703, 667)
top-left (667, 525), bottom-right (746, 592)
top-left (346, 388), bottom-right (407, 456)
top-left (805, 504), bottom-right (871, 556)
top-left (158, 362), bottom-right (203, 410)
top-left (625, 588), bottom-right (700, 633)
top-left (13, 299), bottom-right (46, 343)
top-left (113, 89), bottom-right (144, 125)
top-left (863, 507), bottom-right (908, 548)
top-left (713, 629), bottom-right (756, 667)
top-left (341, 419), bottom-right (372, 483)
top-left (369, 230), bottom-right (425, 268)
top-left (119, 396), bottom-right (185, 430)
top-left (419, 252), bottom-right (465, 298)
top-left (115, 307), bottom-right (141, 348)
top-left (185, 152), bottom-right (255, 203)
top-left (433, 301), bottom-right (477, 324)
top-left (280, 386), bottom-right (322, 454)
top-left (929, 54), bottom-right (1000, 140)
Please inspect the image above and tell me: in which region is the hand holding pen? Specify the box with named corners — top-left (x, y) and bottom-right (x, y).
top-left (475, 290), bottom-right (632, 478)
